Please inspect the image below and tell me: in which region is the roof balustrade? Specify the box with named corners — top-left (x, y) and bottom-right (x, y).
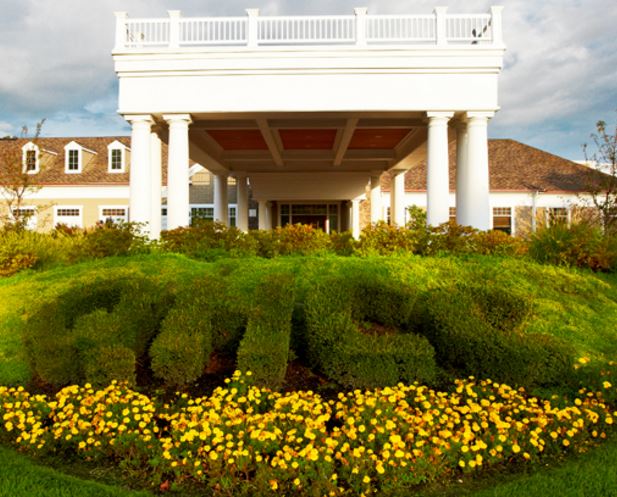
top-left (113, 6), bottom-right (504, 50)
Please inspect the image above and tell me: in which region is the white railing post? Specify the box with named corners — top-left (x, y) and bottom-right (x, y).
top-left (433, 6), bottom-right (447, 45)
top-left (168, 10), bottom-right (181, 48)
top-left (354, 7), bottom-right (368, 46)
top-left (490, 6), bottom-right (504, 46)
top-left (114, 11), bottom-right (127, 50)
top-left (246, 8), bottom-right (260, 47)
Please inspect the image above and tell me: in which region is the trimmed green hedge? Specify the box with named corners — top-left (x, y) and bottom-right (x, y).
top-left (416, 284), bottom-right (574, 388)
top-left (236, 273), bottom-right (295, 388)
top-left (304, 275), bottom-right (437, 388)
top-left (24, 274), bottom-right (172, 388)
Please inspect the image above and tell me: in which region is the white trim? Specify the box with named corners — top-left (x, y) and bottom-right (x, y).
top-left (53, 205), bottom-right (83, 228)
top-left (21, 142), bottom-right (40, 174)
top-left (24, 185), bottom-right (130, 200)
top-left (107, 140), bottom-right (128, 173)
top-left (98, 205), bottom-right (129, 223)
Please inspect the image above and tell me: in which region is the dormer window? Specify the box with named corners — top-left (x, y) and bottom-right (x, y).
top-left (22, 142), bottom-right (40, 174)
top-left (64, 142), bottom-right (83, 173)
top-left (107, 140), bottom-right (128, 173)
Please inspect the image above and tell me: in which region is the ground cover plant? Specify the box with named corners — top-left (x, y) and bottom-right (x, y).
top-left (1, 371), bottom-right (617, 496)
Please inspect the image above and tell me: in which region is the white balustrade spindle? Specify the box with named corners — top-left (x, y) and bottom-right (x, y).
top-left (367, 15), bottom-right (435, 43)
top-left (180, 17), bottom-right (247, 45)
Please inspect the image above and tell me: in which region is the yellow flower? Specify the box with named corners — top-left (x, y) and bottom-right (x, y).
top-left (363, 476), bottom-right (371, 484)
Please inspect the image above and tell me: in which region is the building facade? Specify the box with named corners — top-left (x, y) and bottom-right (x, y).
top-left (112, 7), bottom-right (506, 238)
top-left (0, 136), bottom-right (599, 236)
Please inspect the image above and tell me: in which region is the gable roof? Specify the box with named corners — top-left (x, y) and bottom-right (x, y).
top-left (382, 139), bottom-right (607, 193)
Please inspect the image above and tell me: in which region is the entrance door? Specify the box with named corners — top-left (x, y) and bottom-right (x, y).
top-left (279, 203), bottom-right (339, 233)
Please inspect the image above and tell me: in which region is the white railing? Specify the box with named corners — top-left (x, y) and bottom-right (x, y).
top-left (114, 7), bottom-right (503, 50)
top-left (446, 14), bottom-right (493, 42)
top-left (258, 15), bottom-right (356, 45)
top-left (181, 17), bottom-right (247, 45)
top-left (367, 15), bottom-right (436, 43)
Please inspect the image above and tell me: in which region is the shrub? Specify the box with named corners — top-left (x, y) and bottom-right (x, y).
top-left (0, 228), bottom-right (71, 276)
top-left (304, 275), bottom-right (436, 388)
top-left (428, 221), bottom-right (478, 254)
top-left (236, 273), bottom-right (296, 388)
top-left (161, 221), bottom-right (257, 260)
top-left (329, 230), bottom-right (356, 256)
top-left (472, 229), bottom-right (528, 256)
top-left (416, 285), bottom-right (574, 388)
top-left (529, 222), bottom-right (617, 272)
top-left (83, 345), bottom-right (136, 386)
top-left (150, 329), bottom-right (208, 388)
top-left (357, 221), bottom-right (417, 255)
top-left (269, 224), bottom-right (332, 256)
top-left (80, 221), bottom-right (148, 258)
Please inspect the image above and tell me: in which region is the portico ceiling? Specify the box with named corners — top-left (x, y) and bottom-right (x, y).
top-left (174, 112), bottom-right (443, 175)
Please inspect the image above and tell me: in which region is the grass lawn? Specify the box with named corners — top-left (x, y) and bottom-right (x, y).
top-left (2, 437), bottom-right (617, 497)
top-left (0, 445), bottom-right (153, 497)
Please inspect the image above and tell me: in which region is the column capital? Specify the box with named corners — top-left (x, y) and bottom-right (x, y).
top-left (162, 113), bottom-right (193, 125)
top-left (426, 111), bottom-right (455, 121)
top-left (125, 114), bottom-right (154, 125)
top-left (465, 111), bottom-right (495, 121)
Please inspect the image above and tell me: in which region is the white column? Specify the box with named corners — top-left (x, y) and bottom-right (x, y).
top-left (236, 173), bottom-right (249, 232)
top-left (213, 173), bottom-right (229, 226)
top-left (390, 170), bottom-right (406, 227)
top-left (149, 130), bottom-right (162, 238)
top-left (370, 173), bottom-right (382, 224)
top-left (163, 114), bottom-right (191, 230)
top-left (126, 115), bottom-right (153, 232)
top-left (258, 200), bottom-right (270, 230)
top-left (455, 119), bottom-right (470, 226)
top-left (426, 111), bottom-right (453, 226)
top-left (463, 111), bottom-right (493, 230)
top-left (351, 198), bottom-right (361, 239)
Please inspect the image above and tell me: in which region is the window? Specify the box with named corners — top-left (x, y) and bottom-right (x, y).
top-left (54, 206), bottom-right (83, 228)
top-left (278, 203), bottom-right (339, 233)
top-left (22, 143), bottom-right (39, 173)
top-left (107, 141), bottom-right (127, 173)
top-left (99, 207), bottom-right (128, 224)
top-left (64, 142), bottom-right (84, 173)
top-left (67, 149), bottom-right (79, 171)
top-left (547, 207), bottom-right (569, 227)
top-left (110, 149), bottom-right (122, 170)
top-left (229, 206), bottom-right (237, 228)
top-left (12, 207), bottom-right (37, 230)
top-left (492, 207), bottom-right (512, 235)
top-left (190, 207), bottom-right (214, 225)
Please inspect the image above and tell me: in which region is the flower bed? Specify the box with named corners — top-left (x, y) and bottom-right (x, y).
top-left (1, 372), bottom-right (616, 495)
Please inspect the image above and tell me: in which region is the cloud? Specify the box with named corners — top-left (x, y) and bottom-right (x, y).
top-left (0, 0), bottom-right (615, 159)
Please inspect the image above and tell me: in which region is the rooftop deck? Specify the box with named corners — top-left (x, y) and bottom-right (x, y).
top-left (113, 6), bottom-right (503, 51)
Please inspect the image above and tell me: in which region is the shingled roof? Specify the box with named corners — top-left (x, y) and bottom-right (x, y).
top-left (0, 136), bottom-right (134, 186)
top-left (382, 139), bottom-right (607, 193)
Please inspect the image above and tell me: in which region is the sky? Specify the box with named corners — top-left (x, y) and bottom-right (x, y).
top-left (0, 0), bottom-right (615, 160)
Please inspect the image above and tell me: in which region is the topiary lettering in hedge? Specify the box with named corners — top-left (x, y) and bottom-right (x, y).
top-left (236, 272), bottom-right (296, 389)
top-left (23, 274), bottom-right (172, 388)
top-left (304, 276), bottom-right (436, 389)
top-left (416, 284), bottom-right (574, 388)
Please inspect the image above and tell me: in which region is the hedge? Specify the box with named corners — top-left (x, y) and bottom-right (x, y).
top-left (304, 275), bottom-right (437, 388)
top-left (236, 273), bottom-right (296, 389)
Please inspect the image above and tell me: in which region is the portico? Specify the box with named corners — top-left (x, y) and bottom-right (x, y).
top-left (113, 6), bottom-right (505, 238)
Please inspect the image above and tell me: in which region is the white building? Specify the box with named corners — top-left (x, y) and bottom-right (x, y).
top-left (112, 6), bottom-right (505, 238)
